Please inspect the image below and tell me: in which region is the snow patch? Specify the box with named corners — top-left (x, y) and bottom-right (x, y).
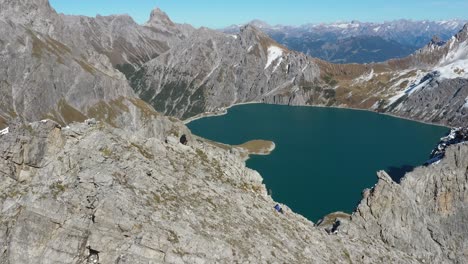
top-left (435, 41), bottom-right (468, 80)
top-left (354, 69), bottom-right (374, 83)
top-left (247, 45), bottom-right (253, 52)
top-left (449, 37), bottom-right (456, 50)
top-left (373, 26), bottom-right (381, 32)
top-left (0, 127), bottom-right (9, 135)
top-left (265, 46), bottom-right (283, 69)
top-left (329, 23), bottom-right (360, 29)
top-left (229, 34), bottom-right (238, 39)
top-left (464, 97), bottom-right (468, 108)
top-left (440, 41), bottom-right (467, 66)
top-left (436, 59), bottom-right (468, 79)
top-left (335, 24), bottom-right (350, 29)
top-left (387, 92), bottom-right (406, 106)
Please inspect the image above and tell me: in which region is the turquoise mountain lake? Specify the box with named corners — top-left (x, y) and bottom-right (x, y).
top-left (187, 104), bottom-right (449, 222)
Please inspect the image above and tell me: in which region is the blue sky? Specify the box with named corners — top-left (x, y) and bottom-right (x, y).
top-left (49, 0), bottom-right (468, 28)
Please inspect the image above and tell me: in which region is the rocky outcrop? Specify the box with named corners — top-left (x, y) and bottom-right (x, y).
top-left (345, 144), bottom-right (468, 263)
top-left (1, 119), bottom-right (468, 263)
top-left (426, 127), bottom-right (468, 164)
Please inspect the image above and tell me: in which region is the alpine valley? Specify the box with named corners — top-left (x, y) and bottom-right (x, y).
top-left (1, 0), bottom-right (468, 263)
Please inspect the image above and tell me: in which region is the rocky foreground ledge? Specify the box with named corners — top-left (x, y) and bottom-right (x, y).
top-left (1, 119), bottom-right (468, 263)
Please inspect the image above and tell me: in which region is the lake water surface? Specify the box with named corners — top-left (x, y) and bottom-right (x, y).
top-left (187, 104), bottom-right (449, 222)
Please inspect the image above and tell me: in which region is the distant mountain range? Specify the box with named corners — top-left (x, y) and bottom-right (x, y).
top-left (223, 20), bottom-right (468, 63)
top-left (1, 0), bottom-right (466, 128)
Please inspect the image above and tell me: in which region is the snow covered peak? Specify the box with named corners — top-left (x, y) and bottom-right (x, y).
top-left (249, 20), bottom-right (271, 29)
top-left (326, 22), bottom-right (360, 29)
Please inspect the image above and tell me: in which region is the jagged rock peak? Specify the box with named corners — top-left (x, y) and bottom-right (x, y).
top-left (462, 23), bottom-right (468, 33)
top-left (429, 35), bottom-right (445, 46)
top-left (239, 24), bottom-right (287, 50)
top-left (146, 7), bottom-right (174, 27)
top-left (0, 0), bottom-right (59, 32)
top-left (239, 24), bottom-right (268, 37)
top-left (0, 0), bottom-right (53, 12)
top-left (455, 23), bottom-right (468, 41)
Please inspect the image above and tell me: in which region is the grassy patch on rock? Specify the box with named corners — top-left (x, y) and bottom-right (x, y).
top-left (235, 140), bottom-right (275, 156)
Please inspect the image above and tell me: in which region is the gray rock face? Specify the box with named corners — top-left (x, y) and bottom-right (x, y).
top-left (388, 77), bottom-right (468, 126)
top-left (1, 119), bottom-right (468, 263)
top-left (0, 17), bottom-right (133, 123)
top-left (347, 144), bottom-right (468, 263)
top-left (130, 25), bottom-right (332, 118)
top-left (60, 10), bottom-right (193, 70)
top-left (0, 0), bottom-right (193, 129)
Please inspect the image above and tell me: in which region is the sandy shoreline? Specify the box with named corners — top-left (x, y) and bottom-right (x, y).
top-left (234, 140), bottom-right (276, 161)
top-left (236, 140), bottom-right (276, 156)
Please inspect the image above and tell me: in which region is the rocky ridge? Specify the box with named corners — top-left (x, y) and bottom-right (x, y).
top-left (1, 119), bottom-right (468, 263)
top-left (130, 25), bottom-right (337, 119)
top-left (126, 9), bottom-right (468, 127)
top-left (0, 0), bottom-right (192, 130)
top-left (309, 24), bottom-right (468, 127)
top-left (224, 19), bottom-right (468, 48)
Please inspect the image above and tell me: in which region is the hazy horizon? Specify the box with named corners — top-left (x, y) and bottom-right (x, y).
top-left (49, 0), bottom-right (468, 29)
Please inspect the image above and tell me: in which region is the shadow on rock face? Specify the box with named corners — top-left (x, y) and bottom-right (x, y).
top-left (386, 164), bottom-right (415, 183)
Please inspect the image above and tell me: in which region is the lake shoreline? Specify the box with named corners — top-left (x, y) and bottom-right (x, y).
top-left (186, 103), bottom-right (449, 223)
top-left (183, 101), bottom-right (261, 124)
top-left (184, 102), bottom-right (451, 130)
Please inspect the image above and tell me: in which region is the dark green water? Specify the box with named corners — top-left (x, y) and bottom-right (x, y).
top-left (187, 104), bottom-right (449, 222)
